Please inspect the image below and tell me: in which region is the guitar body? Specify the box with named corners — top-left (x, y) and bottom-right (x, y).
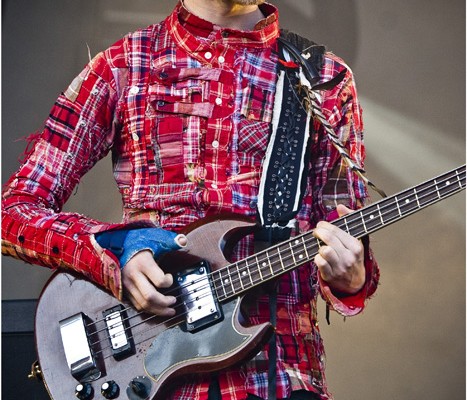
top-left (35, 217), bottom-right (273, 399)
top-left (33, 165), bottom-right (466, 399)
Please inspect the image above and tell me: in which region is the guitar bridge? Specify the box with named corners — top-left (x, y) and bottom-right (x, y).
top-left (176, 261), bottom-right (223, 332)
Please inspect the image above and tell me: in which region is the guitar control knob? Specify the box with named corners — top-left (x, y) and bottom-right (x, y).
top-left (101, 380), bottom-right (120, 399)
top-left (75, 383), bottom-right (94, 400)
top-left (127, 376), bottom-right (152, 400)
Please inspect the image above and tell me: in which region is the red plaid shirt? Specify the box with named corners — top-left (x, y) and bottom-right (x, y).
top-left (2, 2), bottom-right (379, 399)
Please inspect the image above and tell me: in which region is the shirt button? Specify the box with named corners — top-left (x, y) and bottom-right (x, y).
top-left (211, 140), bottom-right (219, 149)
top-left (215, 98), bottom-right (222, 105)
top-left (218, 56), bottom-right (225, 63)
top-left (205, 52), bottom-right (212, 60)
top-left (132, 132), bottom-right (139, 141)
top-left (211, 183), bottom-right (218, 189)
top-left (129, 86), bottom-right (139, 95)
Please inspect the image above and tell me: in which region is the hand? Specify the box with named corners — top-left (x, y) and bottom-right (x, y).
top-left (122, 235), bottom-right (188, 316)
top-left (312, 204), bottom-right (365, 295)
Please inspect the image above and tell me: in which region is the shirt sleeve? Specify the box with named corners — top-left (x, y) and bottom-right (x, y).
top-left (312, 53), bottom-right (380, 316)
top-left (1, 40), bottom-right (128, 299)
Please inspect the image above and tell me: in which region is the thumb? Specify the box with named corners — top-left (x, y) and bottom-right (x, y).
top-left (336, 203), bottom-right (353, 217)
top-left (121, 228), bottom-right (187, 267)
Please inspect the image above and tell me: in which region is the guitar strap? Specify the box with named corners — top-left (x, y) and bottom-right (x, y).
top-left (258, 31), bottom-right (386, 400)
top-left (257, 31), bottom-right (326, 400)
top-left (255, 32), bottom-right (323, 243)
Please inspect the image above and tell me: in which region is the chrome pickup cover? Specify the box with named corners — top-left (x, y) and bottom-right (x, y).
top-left (176, 261), bottom-right (223, 332)
top-left (59, 313), bottom-right (101, 382)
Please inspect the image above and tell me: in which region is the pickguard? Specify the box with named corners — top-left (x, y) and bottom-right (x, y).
top-left (144, 298), bottom-right (248, 381)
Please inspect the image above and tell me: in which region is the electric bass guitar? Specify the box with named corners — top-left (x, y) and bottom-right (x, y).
top-left (33, 165), bottom-right (465, 399)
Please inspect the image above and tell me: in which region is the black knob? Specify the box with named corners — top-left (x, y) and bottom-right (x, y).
top-left (75, 383), bottom-right (94, 400)
top-left (101, 380), bottom-right (120, 399)
top-left (130, 380), bottom-right (149, 398)
top-left (127, 376), bottom-right (152, 399)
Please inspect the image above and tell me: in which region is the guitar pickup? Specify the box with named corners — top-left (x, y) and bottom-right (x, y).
top-left (176, 261), bottom-right (223, 332)
top-left (59, 313), bottom-right (101, 382)
top-left (103, 305), bottom-right (135, 360)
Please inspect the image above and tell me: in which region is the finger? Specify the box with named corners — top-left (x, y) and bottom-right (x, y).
top-left (175, 233), bottom-right (187, 247)
top-left (131, 275), bottom-right (177, 316)
top-left (336, 203), bottom-right (353, 217)
top-left (314, 221), bottom-right (362, 254)
top-left (123, 271), bottom-right (177, 316)
top-left (127, 250), bottom-right (174, 289)
top-left (314, 252), bottom-right (334, 282)
top-left (122, 252), bottom-right (176, 316)
top-left (318, 244), bottom-right (340, 267)
top-left (313, 222), bottom-right (347, 252)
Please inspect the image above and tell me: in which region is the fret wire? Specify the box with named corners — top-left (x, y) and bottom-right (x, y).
top-left (414, 188), bottom-right (421, 208)
top-left (245, 259), bottom-right (254, 286)
top-left (360, 210), bottom-right (368, 233)
top-left (395, 195), bottom-right (402, 217)
top-left (434, 178), bottom-right (441, 199)
top-left (301, 237), bottom-right (310, 260)
top-left (265, 250), bottom-right (274, 276)
top-left (226, 266), bottom-right (235, 295)
top-left (377, 204), bottom-right (384, 225)
top-left (289, 241), bottom-right (297, 266)
top-left (235, 262), bottom-right (244, 291)
top-left (277, 245), bottom-right (286, 271)
top-left (255, 255), bottom-right (264, 281)
top-left (216, 270), bottom-right (227, 300)
top-left (219, 269), bottom-right (232, 298)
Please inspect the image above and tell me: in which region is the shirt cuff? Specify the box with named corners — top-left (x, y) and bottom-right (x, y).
top-left (318, 233), bottom-right (379, 317)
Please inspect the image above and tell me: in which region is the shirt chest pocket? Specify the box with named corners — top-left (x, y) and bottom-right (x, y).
top-left (147, 67), bottom-right (211, 183)
top-left (148, 66), bottom-right (225, 118)
top-left (148, 66), bottom-right (234, 183)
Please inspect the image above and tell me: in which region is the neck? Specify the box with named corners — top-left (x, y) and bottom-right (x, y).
top-left (182, 0), bottom-right (265, 30)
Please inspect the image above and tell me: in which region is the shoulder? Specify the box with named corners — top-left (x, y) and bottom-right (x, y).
top-left (103, 22), bottom-right (165, 69)
top-left (321, 52), bottom-right (353, 85)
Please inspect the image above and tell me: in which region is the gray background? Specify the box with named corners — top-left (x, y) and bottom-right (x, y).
top-left (2, 1), bottom-right (465, 399)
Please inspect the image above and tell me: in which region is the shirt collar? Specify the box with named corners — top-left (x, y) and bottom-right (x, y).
top-left (166, 1), bottom-right (279, 52)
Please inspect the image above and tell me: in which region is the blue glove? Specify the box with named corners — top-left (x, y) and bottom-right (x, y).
top-left (96, 228), bottom-right (186, 269)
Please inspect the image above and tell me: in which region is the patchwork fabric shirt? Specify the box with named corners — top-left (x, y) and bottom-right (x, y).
top-left (1, 2), bottom-right (379, 399)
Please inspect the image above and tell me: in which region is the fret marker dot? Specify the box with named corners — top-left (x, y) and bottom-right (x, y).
top-left (295, 240), bottom-right (299, 245)
top-left (242, 271), bottom-right (247, 276)
top-left (262, 262), bottom-right (267, 267)
top-left (405, 199), bottom-right (410, 204)
top-left (446, 181), bottom-right (450, 185)
top-left (224, 279), bottom-right (229, 284)
top-left (299, 254), bottom-right (304, 259)
top-left (370, 215), bottom-right (375, 219)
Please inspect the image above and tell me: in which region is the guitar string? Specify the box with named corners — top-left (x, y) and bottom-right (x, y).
top-left (87, 169), bottom-right (465, 346)
top-left (85, 170), bottom-right (465, 357)
top-left (86, 169), bottom-right (465, 345)
top-left (210, 168), bottom-right (466, 298)
top-left (93, 180), bottom-right (466, 359)
top-left (88, 166), bottom-right (466, 334)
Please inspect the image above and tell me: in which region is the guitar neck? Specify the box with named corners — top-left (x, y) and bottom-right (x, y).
top-left (211, 165), bottom-right (466, 301)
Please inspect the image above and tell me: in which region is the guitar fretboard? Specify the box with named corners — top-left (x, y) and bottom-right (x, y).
top-left (211, 165), bottom-right (466, 302)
